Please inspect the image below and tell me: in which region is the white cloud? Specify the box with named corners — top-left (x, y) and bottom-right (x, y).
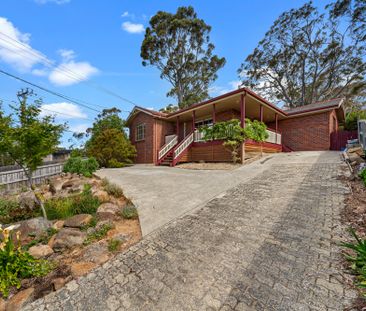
top-left (32, 68), bottom-right (49, 76)
top-left (40, 102), bottom-right (88, 119)
top-left (34, 0), bottom-right (70, 4)
top-left (209, 80), bottom-right (242, 96)
top-left (121, 11), bottom-right (129, 18)
top-left (69, 123), bottom-right (89, 133)
top-left (0, 17), bottom-right (49, 72)
top-left (48, 49), bottom-right (98, 86)
top-left (122, 21), bottom-right (145, 34)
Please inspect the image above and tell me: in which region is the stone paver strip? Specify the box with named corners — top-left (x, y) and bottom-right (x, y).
top-left (23, 160), bottom-right (355, 311)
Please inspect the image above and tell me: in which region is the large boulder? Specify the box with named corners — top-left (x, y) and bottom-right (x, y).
top-left (53, 228), bottom-right (86, 251)
top-left (28, 244), bottom-right (54, 259)
top-left (16, 217), bottom-right (51, 241)
top-left (6, 287), bottom-right (34, 311)
top-left (93, 190), bottom-right (110, 203)
top-left (96, 203), bottom-right (121, 221)
top-left (64, 214), bottom-right (93, 228)
top-left (18, 191), bottom-right (39, 211)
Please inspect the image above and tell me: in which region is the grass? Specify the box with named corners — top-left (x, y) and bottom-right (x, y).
top-left (83, 224), bottom-right (113, 246)
top-left (44, 184), bottom-right (100, 220)
top-left (102, 179), bottom-right (124, 198)
top-left (121, 205), bottom-right (138, 220)
top-left (23, 228), bottom-right (58, 251)
top-left (342, 228), bottom-right (366, 294)
top-left (108, 239), bottom-right (122, 252)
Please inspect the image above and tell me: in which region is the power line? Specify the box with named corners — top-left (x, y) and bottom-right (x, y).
top-left (0, 31), bottom-right (139, 107)
top-left (0, 69), bottom-right (101, 113)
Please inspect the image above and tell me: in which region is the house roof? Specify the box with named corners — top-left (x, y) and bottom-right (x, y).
top-left (126, 89), bottom-right (345, 124)
top-left (284, 98), bottom-right (344, 116)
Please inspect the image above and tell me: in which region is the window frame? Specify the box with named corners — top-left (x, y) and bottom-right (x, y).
top-left (135, 123), bottom-right (146, 141)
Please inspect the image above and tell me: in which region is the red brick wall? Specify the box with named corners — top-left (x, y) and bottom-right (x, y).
top-left (129, 113), bottom-right (155, 163)
top-left (154, 119), bottom-right (175, 163)
top-left (278, 111), bottom-right (332, 151)
top-left (215, 109), bottom-right (240, 122)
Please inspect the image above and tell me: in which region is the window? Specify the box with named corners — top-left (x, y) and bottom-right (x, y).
top-left (195, 118), bottom-right (213, 128)
top-left (136, 123), bottom-right (146, 141)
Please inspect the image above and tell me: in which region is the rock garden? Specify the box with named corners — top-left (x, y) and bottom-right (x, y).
top-left (0, 173), bottom-right (141, 311)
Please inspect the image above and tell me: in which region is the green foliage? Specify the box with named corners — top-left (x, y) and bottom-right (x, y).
top-left (87, 128), bottom-right (136, 168)
top-left (0, 89), bottom-right (65, 187)
top-left (345, 110), bottom-right (366, 130)
top-left (159, 104), bottom-right (179, 113)
top-left (121, 205), bottom-right (138, 220)
top-left (44, 184), bottom-right (100, 220)
top-left (63, 156), bottom-right (99, 177)
top-left (108, 239), bottom-right (122, 252)
top-left (141, 6), bottom-right (226, 108)
top-left (85, 109), bottom-right (136, 167)
top-left (103, 181), bottom-right (124, 198)
top-left (200, 119), bottom-right (268, 163)
top-left (0, 198), bottom-right (37, 224)
top-left (22, 228), bottom-right (58, 251)
top-left (83, 224), bottom-right (112, 246)
top-left (341, 228), bottom-right (366, 292)
top-left (0, 227), bottom-right (52, 297)
top-left (359, 169), bottom-right (366, 187)
top-left (80, 217), bottom-right (97, 231)
top-left (239, 2), bottom-right (365, 109)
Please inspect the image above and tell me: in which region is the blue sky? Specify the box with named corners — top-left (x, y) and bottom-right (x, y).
top-left (0, 0), bottom-right (327, 146)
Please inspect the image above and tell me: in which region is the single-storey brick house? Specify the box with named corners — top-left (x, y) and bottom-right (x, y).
top-left (126, 88), bottom-right (345, 166)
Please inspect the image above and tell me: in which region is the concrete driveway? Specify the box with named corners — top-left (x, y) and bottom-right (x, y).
top-left (96, 151), bottom-right (341, 236)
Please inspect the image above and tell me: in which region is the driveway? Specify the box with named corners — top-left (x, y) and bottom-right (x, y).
top-left (24, 151), bottom-right (356, 310)
top-left (97, 151), bottom-right (342, 236)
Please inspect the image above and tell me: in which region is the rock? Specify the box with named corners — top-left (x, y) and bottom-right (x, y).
top-left (0, 298), bottom-right (5, 311)
top-left (61, 180), bottom-right (74, 189)
top-left (52, 220), bottom-right (64, 230)
top-left (95, 220), bottom-right (115, 231)
top-left (16, 217), bottom-right (51, 241)
top-left (47, 234), bottom-right (56, 249)
top-left (52, 278), bottom-right (67, 291)
top-left (53, 228), bottom-right (86, 250)
top-left (82, 242), bottom-right (110, 265)
top-left (64, 214), bottom-right (93, 228)
top-left (28, 245), bottom-right (54, 258)
top-left (96, 203), bottom-right (121, 221)
top-left (86, 227), bottom-right (96, 235)
top-left (18, 191), bottom-right (38, 211)
top-left (6, 287), bottom-right (34, 311)
top-left (94, 190), bottom-right (110, 203)
top-left (70, 262), bottom-right (97, 277)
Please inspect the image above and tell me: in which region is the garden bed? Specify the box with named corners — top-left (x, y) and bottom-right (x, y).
top-left (0, 173), bottom-right (141, 310)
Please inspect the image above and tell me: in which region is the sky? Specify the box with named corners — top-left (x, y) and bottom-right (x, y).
top-left (0, 0), bottom-right (328, 147)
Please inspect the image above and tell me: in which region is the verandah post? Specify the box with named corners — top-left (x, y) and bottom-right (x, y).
top-left (275, 113), bottom-right (278, 144)
top-left (240, 92), bottom-right (246, 164)
top-left (192, 110), bottom-right (196, 131)
top-left (212, 104), bottom-right (216, 124)
top-left (259, 104), bottom-right (263, 122)
top-left (176, 116), bottom-right (180, 140)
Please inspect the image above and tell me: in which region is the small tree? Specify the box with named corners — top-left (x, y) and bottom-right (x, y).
top-left (345, 109), bottom-right (366, 130)
top-left (200, 119), bottom-right (268, 163)
top-left (0, 89), bottom-right (65, 218)
top-left (85, 108), bottom-right (136, 167)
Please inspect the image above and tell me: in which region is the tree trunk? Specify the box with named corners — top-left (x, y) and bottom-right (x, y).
top-left (27, 170), bottom-right (48, 220)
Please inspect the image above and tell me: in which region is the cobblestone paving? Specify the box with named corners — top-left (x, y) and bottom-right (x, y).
top-left (24, 162), bottom-right (357, 311)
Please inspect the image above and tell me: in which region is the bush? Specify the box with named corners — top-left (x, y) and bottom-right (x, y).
top-left (108, 159), bottom-right (125, 168)
top-left (360, 169), bottom-right (366, 187)
top-left (44, 184), bottom-right (100, 220)
top-left (63, 157), bottom-right (99, 177)
top-left (0, 198), bottom-right (37, 224)
top-left (103, 182), bottom-right (124, 198)
top-left (0, 226), bottom-right (52, 297)
top-left (345, 110), bottom-right (366, 131)
top-left (121, 205), bottom-right (138, 219)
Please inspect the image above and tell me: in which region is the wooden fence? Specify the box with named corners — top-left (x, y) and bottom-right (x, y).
top-left (330, 130), bottom-right (358, 150)
top-left (0, 162), bottom-right (64, 192)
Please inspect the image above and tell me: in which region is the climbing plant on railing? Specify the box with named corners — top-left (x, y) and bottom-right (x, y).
top-left (199, 119), bottom-right (268, 163)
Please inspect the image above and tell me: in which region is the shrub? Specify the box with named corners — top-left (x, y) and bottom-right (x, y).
top-left (121, 205), bottom-right (138, 219)
top-left (345, 110), bottom-right (366, 131)
top-left (108, 159), bottom-right (125, 168)
top-left (359, 169), bottom-right (366, 187)
top-left (83, 224), bottom-right (112, 245)
top-left (0, 198), bottom-right (37, 224)
top-left (342, 229), bottom-right (366, 293)
top-left (108, 239), bottom-right (122, 252)
top-left (44, 184), bottom-right (100, 220)
top-left (0, 226), bottom-right (52, 297)
top-left (63, 157), bottom-right (99, 177)
top-left (103, 182), bottom-right (124, 198)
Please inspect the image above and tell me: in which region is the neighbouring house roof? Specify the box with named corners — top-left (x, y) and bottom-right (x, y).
top-left (126, 88), bottom-right (345, 124)
top-left (284, 98), bottom-right (344, 116)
